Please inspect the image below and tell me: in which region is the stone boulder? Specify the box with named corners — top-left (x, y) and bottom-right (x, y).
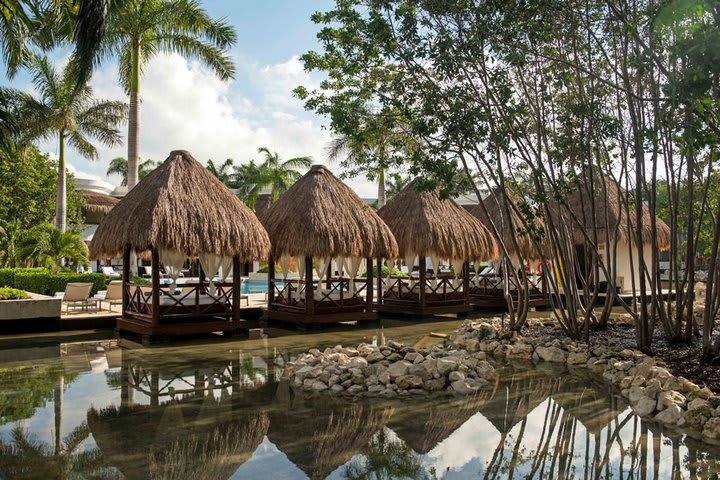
top-left (536, 346), bottom-right (568, 363)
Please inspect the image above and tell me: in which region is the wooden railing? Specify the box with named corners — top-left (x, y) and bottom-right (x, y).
top-left (270, 276), bottom-right (368, 313)
top-left (383, 275), bottom-right (466, 304)
top-left (124, 282), bottom-right (234, 323)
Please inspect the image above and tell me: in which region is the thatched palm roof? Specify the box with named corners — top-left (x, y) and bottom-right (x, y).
top-left (553, 172), bottom-right (671, 250)
top-left (90, 150), bottom-right (270, 259)
top-left (465, 189), bottom-right (544, 259)
top-left (377, 180), bottom-right (499, 260)
top-left (268, 402), bottom-right (392, 480)
top-left (261, 165), bottom-right (398, 258)
top-left (88, 399), bottom-right (269, 480)
top-left (81, 190), bottom-right (120, 215)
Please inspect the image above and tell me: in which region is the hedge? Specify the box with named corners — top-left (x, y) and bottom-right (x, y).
top-left (0, 268), bottom-right (107, 296)
top-left (0, 287), bottom-right (29, 300)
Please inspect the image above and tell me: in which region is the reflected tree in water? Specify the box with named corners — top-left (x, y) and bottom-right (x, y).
top-left (0, 423), bottom-right (116, 479)
top-left (343, 428), bottom-right (434, 480)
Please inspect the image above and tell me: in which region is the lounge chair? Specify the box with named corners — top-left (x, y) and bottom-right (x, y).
top-left (94, 281), bottom-right (123, 311)
top-left (57, 283), bottom-right (94, 314)
top-left (102, 266), bottom-right (121, 278)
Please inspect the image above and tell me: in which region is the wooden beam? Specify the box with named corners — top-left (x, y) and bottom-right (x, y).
top-left (366, 257), bottom-right (373, 311)
top-left (267, 254), bottom-right (275, 309)
top-left (232, 255), bottom-right (241, 323)
top-left (305, 255), bottom-right (314, 317)
top-left (151, 247), bottom-right (160, 325)
top-left (419, 256), bottom-right (427, 308)
top-left (463, 260), bottom-right (470, 303)
top-left (376, 257), bottom-right (383, 306)
top-left (122, 243), bottom-right (131, 317)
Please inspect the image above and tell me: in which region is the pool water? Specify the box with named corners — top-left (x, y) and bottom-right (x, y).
top-left (242, 279), bottom-right (270, 294)
top-left (0, 321), bottom-right (718, 479)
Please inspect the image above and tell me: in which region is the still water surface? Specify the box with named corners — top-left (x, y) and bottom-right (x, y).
top-left (0, 321), bottom-right (718, 479)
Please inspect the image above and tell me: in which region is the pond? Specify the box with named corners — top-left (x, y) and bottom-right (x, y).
top-left (0, 321), bottom-right (718, 480)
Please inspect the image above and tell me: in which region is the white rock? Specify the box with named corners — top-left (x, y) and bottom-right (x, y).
top-left (387, 360), bottom-right (412, 379)
top-left (451, 379), bottom-right (480, 394)
top-left (655, 405), bottom-right (684, 426)
top-left (703, 417), bottom-right (720, 439)
top-left (311, 380), bottom-right (328, 391)
top-left (449, 371), bottom-right (465, 382)
top-left (688, 398), bottom-right (711, 411)
top-left (567, 352), bottom-right (588, 365)
top-left (633, 397), bottom-right (657, 417)
top-left (656, 391), bottom-right (686, 412)
top-left (536, 346), bottom-right (568, 363)
top-left (437, 356), bottom-right (460, 375)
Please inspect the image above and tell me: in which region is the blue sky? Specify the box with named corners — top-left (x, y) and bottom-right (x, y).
top-left (1, 0), bottom-right (378, 196)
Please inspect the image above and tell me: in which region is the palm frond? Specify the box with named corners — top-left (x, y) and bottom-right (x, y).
top-left (282, 155), bottom-right (313, 170)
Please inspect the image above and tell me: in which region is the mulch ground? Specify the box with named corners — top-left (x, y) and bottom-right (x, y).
top-left (521, 319), bottom-right (720, 393)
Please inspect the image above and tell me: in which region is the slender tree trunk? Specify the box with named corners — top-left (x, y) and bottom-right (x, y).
top-left (56, 132), bottom-right (67, 233)
top-left (127, 41), bottom-right (142, 277)
top-left (377, 167), bottom-right (386, 207)
top-left (127, 40), bottom-right (141, 191)
top-left (53, 375), bottom-right (64, 456)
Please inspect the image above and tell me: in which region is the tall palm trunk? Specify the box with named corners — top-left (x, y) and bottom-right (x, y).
top-left (377, 167), bottom-right (386, 207)
top-left (55, 132), bottom-right (67, 233)
top-left (127, 41), bottom-right (141, 190)
top-left (127, 41), bottom-right (141, 276)
top-left (53, 375), bottom-right (64, 456)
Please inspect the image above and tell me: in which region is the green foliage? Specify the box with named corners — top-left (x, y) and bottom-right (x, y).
top-left (0, 364), bottom-right (70, 425)
top-left (15, 223), bottom-right (89, 270)
top-left (130, 276), bottom-right (151, 285)
top-left (257, 266), bottom-right (279, 274)
top-left (0, 145), bottom-right (84, 230)
top-left (365, 265), bottom-right (408, 278)
top-left (207, 158), bottom-right (237, 188)
top-left (236, 147), bottom-right (312, 208)
top-left (106, 156), bottom-right (158, 186)
top-left (0, 269), bottom-right (107, 296)
top-left (0, 287), bottom-right (29, 300)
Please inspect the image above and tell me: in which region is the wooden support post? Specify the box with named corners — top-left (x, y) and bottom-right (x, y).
top-left (122, 243), bottom-right (131, 317)
top-left (267, 254), bottom-right (275, 309)
top-left (463, 260), bottom-right (470, 302)
top-left (232, 255), bottom-right (241, 323)
top-left (419, 256), bottom-right (427, 309)
top-left (151, 247), bottom-right (160, 325)
top-left (305, 255), bottom-right (314, 317)
top-left (326, 262), bottom-right (332, 290)
top-left (376, 257), bottom-right (383, 306)
top-left (150, 368), bottom-right (159, 407)
top-left (366, 257), bottom-right (373, 311)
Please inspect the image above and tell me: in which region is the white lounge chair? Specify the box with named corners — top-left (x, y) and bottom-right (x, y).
top-left (102, 266), bottom-right (121, 278)
top-left (94, 281), bottom-right (123, 311)
top-left (58, 283), bottom-right (94, 314)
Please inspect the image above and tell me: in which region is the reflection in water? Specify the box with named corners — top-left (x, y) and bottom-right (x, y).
top-left (0, 341), bottom-right (719, 479)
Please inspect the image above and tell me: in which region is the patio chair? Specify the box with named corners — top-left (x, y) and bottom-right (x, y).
top-left (102, 266), bottom-right (121, 278)
top-left (58, 283), bottom-right (94, 314)
top-left (95, 281), bottom-right (123, 311)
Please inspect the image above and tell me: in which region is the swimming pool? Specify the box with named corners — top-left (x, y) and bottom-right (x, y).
top-left (241, 279), bottom-right (270, 294)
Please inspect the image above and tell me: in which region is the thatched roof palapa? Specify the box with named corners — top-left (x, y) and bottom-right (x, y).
top-left (556, 171), bottom-right (671, 250)
top-left (261, 164), bottom-right (398, 259)
top-left (90, 150), bottom-right (270, 259)
top-left (378, 179), bottom-right (499, 261)
top-left (465, 189), bottom-right (544, 259)
top-left (81, 190), bottom-right (120, 215)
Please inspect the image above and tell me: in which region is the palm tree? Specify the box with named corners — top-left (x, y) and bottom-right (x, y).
top-left (16, 223), bottom-right (90, 270)
top-left (235, 148), bottom-right (312, 208)
top-left (206, 158), bottom-right (236, 187)
top-left (106, 156), bottom-right (157, 186)
top-left (99, 0), bottom-right (237, 191)
top-left (385, 173), bottom-right (410, 201)
top-left (11, 56), bottom-right (126, 232)
top-left (327, 134), bottom-right (390, 207)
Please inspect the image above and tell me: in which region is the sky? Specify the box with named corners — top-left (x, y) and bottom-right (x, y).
top-left (1, 0), bottom-right (379, 197)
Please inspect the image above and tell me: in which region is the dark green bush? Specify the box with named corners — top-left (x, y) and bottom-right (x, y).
top-left (13, 271), bottom-right (107, 296)
top-left (0, 268), bottom-right (46, 288)
top-left (364, 265), bottom-right (408, 278)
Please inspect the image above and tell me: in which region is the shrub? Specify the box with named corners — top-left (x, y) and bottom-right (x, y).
top-left (0, 268), bottom-right (46, 288)
top-left (365, 265), bottom-right (408, 278)
top-left (131, 276), bottom-right (151, 285)
top-left (257, 266), bottom-right (279, 274)
top-left (0, 287), bottom-right (29, 300)
top-left (13, 271), bottom-right (107, 296)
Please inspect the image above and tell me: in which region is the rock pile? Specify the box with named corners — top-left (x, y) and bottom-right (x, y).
top-left (283, 340), bottom-right (498, 398)
top-left (452, 320), bottom-right (720, 444)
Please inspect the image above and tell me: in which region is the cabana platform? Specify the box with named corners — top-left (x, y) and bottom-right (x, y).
top-left (375, 180), bottom-right (498, 318)
top-left (465, 190), bottom-right (551, 310)
top-left (261, 165), bottom-right (398, 325)
top-left (90, 150), bottom-right (270, 341)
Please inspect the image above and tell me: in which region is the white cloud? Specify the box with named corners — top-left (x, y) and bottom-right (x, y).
top-left (30, 52), bottom-right (378, 197)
